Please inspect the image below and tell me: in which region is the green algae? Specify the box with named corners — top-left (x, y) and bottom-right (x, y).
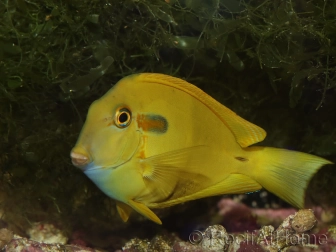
top-left (0, 0), bottom-right (335, 242)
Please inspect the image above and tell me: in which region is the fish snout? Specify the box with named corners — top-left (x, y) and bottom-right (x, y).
top-left (70, 150), bottom-right (90, 167)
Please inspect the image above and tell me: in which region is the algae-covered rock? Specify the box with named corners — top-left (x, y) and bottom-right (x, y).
top-left (0, 229), bottom-right (13, 250)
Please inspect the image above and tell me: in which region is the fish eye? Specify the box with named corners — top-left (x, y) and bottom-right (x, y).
top-left (115, 107), bottom-right (132, 128)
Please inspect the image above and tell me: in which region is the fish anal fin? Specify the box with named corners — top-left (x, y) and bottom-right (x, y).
top-left (116, 201), bottom-right (133, 222)
top-left (148, 174), bottom-right (262, 208)
top-left (128, 200), bottom-right (162, 225)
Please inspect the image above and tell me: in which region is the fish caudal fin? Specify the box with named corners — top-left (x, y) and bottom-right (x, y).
top-left (249, 146), bottom-right (333, 208)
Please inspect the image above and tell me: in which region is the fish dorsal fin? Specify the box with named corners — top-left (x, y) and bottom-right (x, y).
top-left (135, 73), bottom-right (266, 147)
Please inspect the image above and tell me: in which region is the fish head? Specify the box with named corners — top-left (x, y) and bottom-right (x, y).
top-left (70, 75), bottom-right (174, 203)
top-left (70, 83), bottom-right (141, 173)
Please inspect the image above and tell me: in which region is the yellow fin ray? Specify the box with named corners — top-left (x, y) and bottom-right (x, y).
top-left (249, 147), bottom-right (333, 208)
top-left (136, 73), bottom-right (266, 147)
top-left (144, 145), bottom-right (207, 168)
top-left (128, 200), bottom-right (162, 224)
top-left (116, 201), bottom-right (133, 222)
top-left (147, 174), bottom-right (262, 208)
top-left (138, 146), bottom-right (213, 203)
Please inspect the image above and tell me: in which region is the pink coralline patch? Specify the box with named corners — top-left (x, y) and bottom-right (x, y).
top-left (218, 198), bottom-right (299, 231)
top-left (69, 230), bottom-right (88, 247)
top-left (217, 198), bottom-right (259, 232)
top-left (218, 198), bottom-right (248, 217)
top-left (4, 236), bottom-right (98, 252)
top-left (236, 241), bottom-right (264, 252)
top-left (252, 208), bottom-right (296, 226)
top-left (251, 208), bottom-right (296, 218)
top-left (310, 206), bottom-right (336, 223)
top-left (172, 241), bottom-right (214, 252)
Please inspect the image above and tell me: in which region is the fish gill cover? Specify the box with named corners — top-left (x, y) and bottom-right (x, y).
top-left (0, 0), bottom-right (335, 248)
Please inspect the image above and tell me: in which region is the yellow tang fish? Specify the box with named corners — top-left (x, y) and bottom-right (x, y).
top-left (70, 73), bottom-right (333, 224)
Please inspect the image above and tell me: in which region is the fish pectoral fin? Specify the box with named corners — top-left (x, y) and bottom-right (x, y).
top-left (116, 201), bottom-right (133, 222)
top-left (139, 145), bottom-right (211, 202)
top-left (148, 174), bottom-right (262, 208)
top-left (128, 200), bottom-right (162, 225)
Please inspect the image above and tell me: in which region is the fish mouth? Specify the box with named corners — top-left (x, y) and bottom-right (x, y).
top-left (74, 130), bottom-right (141, 172)
top-left (81, 155), bottom-right (130, 172)
top-left (71, 152), bottom-right (90, 167)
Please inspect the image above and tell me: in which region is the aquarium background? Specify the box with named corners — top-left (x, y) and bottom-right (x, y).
top-left (0, 0), bottom-right (335, 250)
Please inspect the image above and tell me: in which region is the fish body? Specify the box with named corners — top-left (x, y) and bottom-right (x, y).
top-left (71, 73), bottom-right (333, 224)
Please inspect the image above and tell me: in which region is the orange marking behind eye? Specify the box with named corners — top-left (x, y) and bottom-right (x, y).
top-left (138, 135), bottom-right (148, 160)
top-left (136, 114), bottom-right (168, 133)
